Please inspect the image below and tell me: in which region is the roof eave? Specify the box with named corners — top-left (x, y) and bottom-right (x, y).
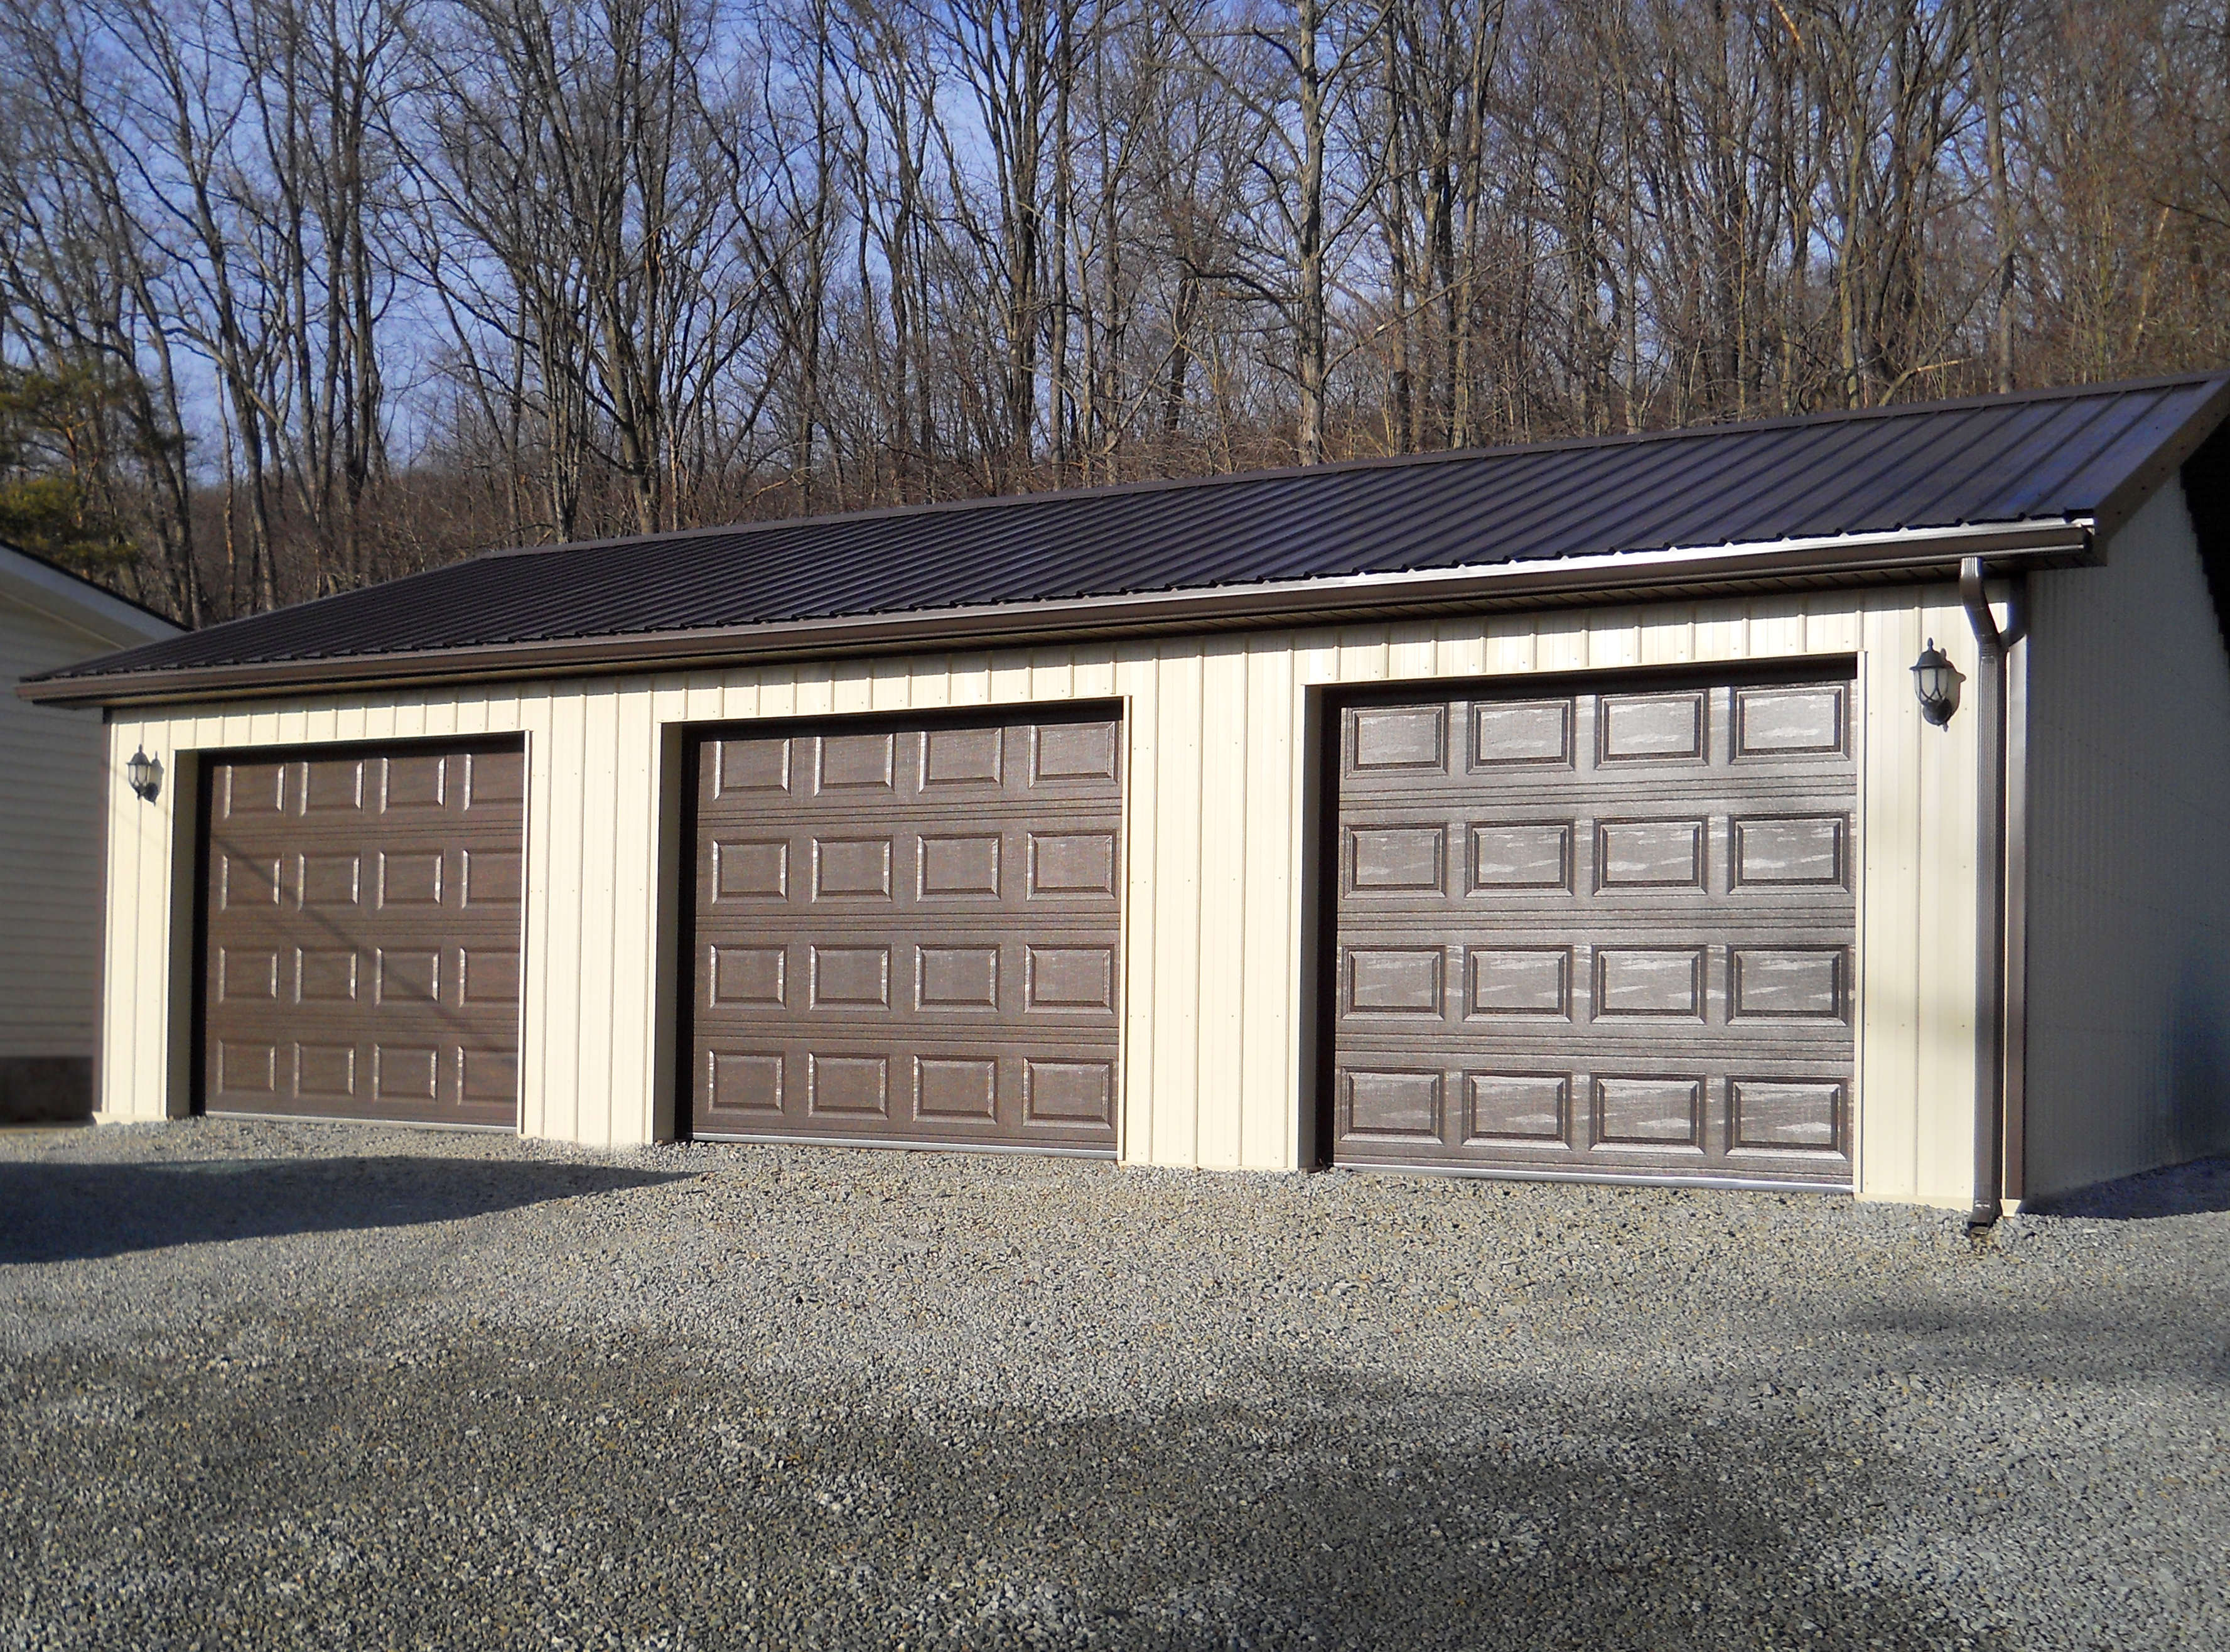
top-left (0, 544), bottom-right (183, 646)
top-left (18, 517), bottom-right (2094, 710)
top-left (2092, 373), bottom-right (2230, 539)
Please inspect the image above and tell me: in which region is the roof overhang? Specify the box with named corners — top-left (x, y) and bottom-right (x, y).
top-left (18, 517), bottom-right (2092, 709)
top-left (0, 544), bottom-right (181, 651)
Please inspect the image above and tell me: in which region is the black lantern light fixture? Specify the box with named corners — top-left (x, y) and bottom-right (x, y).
top-left (1910, 639), bottom-right (1963, 727)
top-left (126, 746), bottom-right (163, 802)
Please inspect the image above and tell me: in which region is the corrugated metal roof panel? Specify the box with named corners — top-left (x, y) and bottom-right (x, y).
top-left (35, 372), bottom-right (2230, 688)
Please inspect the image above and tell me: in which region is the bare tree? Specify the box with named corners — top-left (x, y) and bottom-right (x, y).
top-left (3, 0), bottom-right (2227, 622)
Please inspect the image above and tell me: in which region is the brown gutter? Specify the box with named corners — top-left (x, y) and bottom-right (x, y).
top-left (21, 518), bottom-right (2092, 710)
top-left (1961, 555), bottom-right (2030, 1228)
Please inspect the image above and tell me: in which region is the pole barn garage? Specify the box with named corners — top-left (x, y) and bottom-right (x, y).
top-left (24, 374), bottom-right (2230, 1217)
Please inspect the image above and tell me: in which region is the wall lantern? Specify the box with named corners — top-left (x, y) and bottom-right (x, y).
top-left (1910, 639), bottom-right (1963, 727)
top-left (126, 746), bottom-right (163, 802)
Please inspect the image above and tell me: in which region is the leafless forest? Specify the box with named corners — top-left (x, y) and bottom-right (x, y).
top-left (0, 0), bottom-right (2226, 625)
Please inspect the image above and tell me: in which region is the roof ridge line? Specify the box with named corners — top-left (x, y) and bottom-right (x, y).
top-left (471, 371), bottom-right (2230, 564)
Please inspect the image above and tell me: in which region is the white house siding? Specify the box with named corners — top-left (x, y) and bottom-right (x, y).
top-left (97, 585), bottom-right (1993, 1206)
top-left (0, 594), bottom-right (152, 1116)
top-left (2024, 480), bottom-right (2230, 1200)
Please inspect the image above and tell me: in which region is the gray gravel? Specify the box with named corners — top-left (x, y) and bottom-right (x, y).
top-left (2, 1121), bottom-right (2226, 1650)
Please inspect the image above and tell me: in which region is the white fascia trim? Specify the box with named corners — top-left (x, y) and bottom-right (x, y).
top-left (0, 547), bottom-right (180, 647)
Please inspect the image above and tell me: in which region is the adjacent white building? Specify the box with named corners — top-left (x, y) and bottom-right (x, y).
top-left (0, 543), bottom-right (180, 1120)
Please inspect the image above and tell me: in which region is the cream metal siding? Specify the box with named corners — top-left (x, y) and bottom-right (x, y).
top-left (97, 588), bottom-right (1990, 1204)
top-left (2023, 480), bottom-right (2230, 1199)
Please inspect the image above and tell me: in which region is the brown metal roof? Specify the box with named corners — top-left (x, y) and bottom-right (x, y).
top-left (24, 372), bottom-right (2230, 703)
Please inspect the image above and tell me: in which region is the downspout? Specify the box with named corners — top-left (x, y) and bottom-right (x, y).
top-left (1962, 556), bottom-right (2028, 1227)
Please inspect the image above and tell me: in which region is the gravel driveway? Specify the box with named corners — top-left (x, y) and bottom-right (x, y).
top-left (1, 1120), bottom-right (2225, 1650)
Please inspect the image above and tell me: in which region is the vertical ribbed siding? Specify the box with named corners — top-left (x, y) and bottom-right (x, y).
top-left (2024, 480), bottom-right (2230, 1199)
top-left (0, 602), bottom-right (120, 1069)
top-left (97, 585), bottom-right (1988, 1204)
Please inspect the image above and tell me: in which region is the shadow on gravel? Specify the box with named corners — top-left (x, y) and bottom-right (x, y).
top-left (0, 1156), bottom-right (689, 1265)
top-left (2023, 1155), bottom-right (2230, 1218)
top-left (0, 1331), bottom-right (2006, 1652)
top-left (1831, 1293), bottom-right (2230, 1388)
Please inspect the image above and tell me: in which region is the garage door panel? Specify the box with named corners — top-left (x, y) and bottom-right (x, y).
top-left (293, 1040), bottom-right (360, 1101)
top-left (301, 757), bottom-right (369, 814)
top-left (1468, 698), bottom-right (1575, 768)
top-left (1335, 939), bottom-right (1853, 1025)
top-left (1333, 676), bottom-right (1854, 1187)
top-left (1597, 690), bottom-right (1708, 764)
top-left (711, 720), bottom-right (1122, 809)
top-left (461, 749), bottom-right (525, 807)
top-left (1732, 683), bottom-right (1849, 759)
top-left (1592, 1074), bottom-right (1706, 1147)
top-left (703, 817), bottom-right (1119, 918)
top-left (376, 750), bottom-right (447, 811)
top-left (1337, 823), bottom-right (1854, 910)
top-left (918, 943), bottom-right (999, 1011)
top-left (696, 1038), bottom-right (1119, 1146)
top-left (1595, 818), bottom-right (1707, 889)
top-left (217, 852), bottom-right (286, 912)
top-left (1342, 685), bottom-right (1851, 779)
top-left (918, 725), bottom-right (1004, 789)
top-left (709, 836), bottom-right (793, 902)
top-left (202, 741), bottom-right (525, 1128)
top-left (918, 831), bottom-right (1005, 900)
top-left (1464, 1072), bottom-right (1574, 1145)
top-left (712, 735), bottom-right (795, 798)
top-left (461, 848), bottom-right (523, 907)
top-left (1333, 1059), bottom-right (1853, 1180)
top-left (814, 730), bottom-right (900, 794)
top-left (204, 1030), bottom-right (520, 1125)
top-left (1728, 1077), bottom-right (1848, 1154)
top-left (215, 944), bottom-right (283, 1006)
top-left (1028, 718), bottom-right (1122, 788)
top-left (811, 836), bottom-right (897, 900)
top-left (691, 712), bottom-right (1121, 1152)
top-left (1730, 815), bottom-right (1848, 888)
top-left (1467, 820), bottom-right (1575, 892)
top-left (698, 929), bottom-right (1121, 1027)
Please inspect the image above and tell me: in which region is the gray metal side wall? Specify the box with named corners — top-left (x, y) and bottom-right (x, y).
top-left (0, 597), bottom-right (111, 1118)
top-left (2025, 478), bottom-right (2230, 1199)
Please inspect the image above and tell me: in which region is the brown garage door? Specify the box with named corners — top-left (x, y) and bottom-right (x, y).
top-left (1330, 671), bottom-right (1856, 1187)
top-left (687, 709), bottom-right (1122, 1153)
top-left (200, 741), bottom-right (526, 1128)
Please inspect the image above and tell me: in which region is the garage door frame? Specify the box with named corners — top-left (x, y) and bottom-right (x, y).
top-left (1311, 659), bottom-right (1863, 1190)
top-left (674, 703), bottom-right (1128, 1157)
top-left (189, 733), bottom-right (531, 1131)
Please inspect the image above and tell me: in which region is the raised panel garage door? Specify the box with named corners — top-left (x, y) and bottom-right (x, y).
top-left (1330, 673), bottom-right (1856, 1187)
top-left (688, 710), bottom-right (1122, 1153)
top-left (200, 742), bottom-right (527, 1127)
